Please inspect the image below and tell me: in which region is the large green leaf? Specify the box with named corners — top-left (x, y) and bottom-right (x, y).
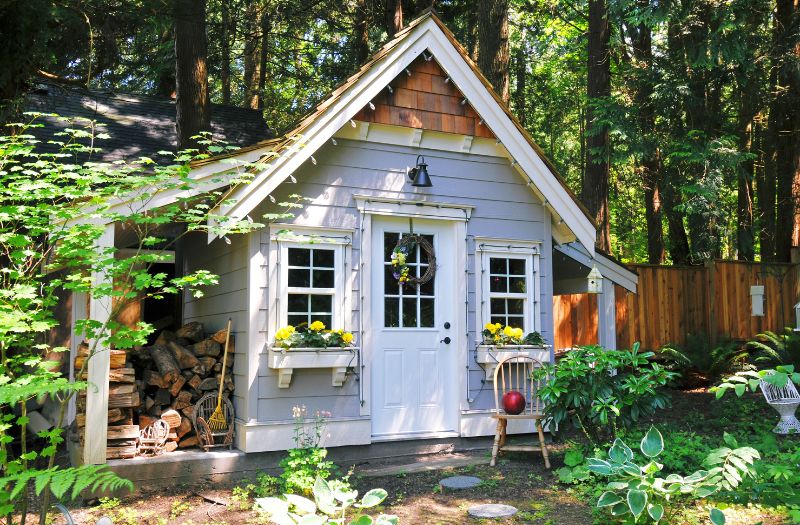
top-left (640, 426), bottom-right (664, 458)
top-left (358, 488), bottom-right (388, 509)
top-left (285, 494), bottom-right (317, 515)
top-left (597, 491), bottom-right (623, 508)
top-left (627, 489), bottom-right (647, 518)
top-left (609, 439), bottom-right (634, 464)
top-left (648, 503), bottom-right (664, 522)
top-left (587, 458), bottom-right (614, 475)
top-left (709, 508), bottom-right (726, 525)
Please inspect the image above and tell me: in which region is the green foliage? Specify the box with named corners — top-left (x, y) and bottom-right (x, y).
top-left (660, 334), bottom-right (751, 382)
top-left (532, 343), bottom-right (676, 445)
top-left (279, 447), bottom-right (338, 496)
top-left (588, 426), bottom-right (759, 524)
top-left (747, 328), bottom-right (800, 371)
top-left (255, 476), bottom-right (398, 525)
top-left (712, 364), bottom-right (800, 399)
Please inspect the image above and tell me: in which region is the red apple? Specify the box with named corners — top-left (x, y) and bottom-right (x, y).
top-left (502, 390), bottom-right (526, 415)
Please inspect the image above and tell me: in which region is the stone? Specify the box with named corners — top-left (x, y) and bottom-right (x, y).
top-left (467, 504), bottom-right (518, 519)
top-left (439, 475), bottom-right (481, 491)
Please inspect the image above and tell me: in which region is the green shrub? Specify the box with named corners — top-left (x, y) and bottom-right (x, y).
top-left (588, 426), bottom-right (759, 524)
top-left (747, 328), bottom-right (800, 370)
top-left (532, 343), bottom-right (676, 445)
top-left (660, 333), bottom-right (750, 382)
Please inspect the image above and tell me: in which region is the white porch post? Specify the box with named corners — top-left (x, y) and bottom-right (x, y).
top-left (83, 223), bottom-right (114, 465)
top-left (597, 277), bottom-right (616, 350)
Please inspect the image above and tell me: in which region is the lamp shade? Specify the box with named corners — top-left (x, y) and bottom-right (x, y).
top-left (408, 155), bottom-right (433, 187)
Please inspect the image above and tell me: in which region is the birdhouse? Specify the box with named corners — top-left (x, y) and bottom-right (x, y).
top-left (750, 285), bottom-right (765, 317)
top-left (587, 266), bottom-right (603, 294)
top-left (794, 302), bottom-right (800, 332)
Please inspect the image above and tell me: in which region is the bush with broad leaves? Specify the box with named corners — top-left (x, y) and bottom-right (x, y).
top-left (588, 426), bottom-right (759, 524)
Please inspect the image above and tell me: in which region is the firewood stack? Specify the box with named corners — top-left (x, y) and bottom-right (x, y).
top-left (74, 321), bottom-right (234, 460)
top-left (130, 321), bottom-right (235, 452)
top-left (75, 344), bottom-right (140, 459)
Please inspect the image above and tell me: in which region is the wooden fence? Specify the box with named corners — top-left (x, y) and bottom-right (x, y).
top-left (553, 260), bottom-right (800, 351)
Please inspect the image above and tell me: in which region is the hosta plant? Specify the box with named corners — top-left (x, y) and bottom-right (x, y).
top-left (256, 476), bottom-right (399, 525)
top-left (712, 364), bottom-right (799, 399)
top-left (588, 426), bottom-right (759, 524)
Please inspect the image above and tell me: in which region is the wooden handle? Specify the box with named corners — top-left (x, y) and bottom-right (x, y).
top-left (217, 318), bottom-right (232, 404)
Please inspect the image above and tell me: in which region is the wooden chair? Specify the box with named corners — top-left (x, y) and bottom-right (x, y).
top-left (192, 392), bottom-right (235, 451)
top-left (489, 355), bottom-right (550, 468)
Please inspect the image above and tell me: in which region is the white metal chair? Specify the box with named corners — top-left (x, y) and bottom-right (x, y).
top-left (489, 355), bottom-right (551, 468)
top-left (760, 375), bottom-right (800, 434)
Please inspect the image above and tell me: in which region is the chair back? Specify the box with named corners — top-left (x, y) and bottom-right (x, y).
top-left (492, 355), bottom-right (546, 416)
top-left (760, 374), bottom-right (800, 403)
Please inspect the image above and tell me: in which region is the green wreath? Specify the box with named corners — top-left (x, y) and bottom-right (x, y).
top-left (390, 234), bottom-right (436, 286)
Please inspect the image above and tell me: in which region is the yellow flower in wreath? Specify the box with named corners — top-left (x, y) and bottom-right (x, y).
top-left (309, 320), bottom-right (326, 332)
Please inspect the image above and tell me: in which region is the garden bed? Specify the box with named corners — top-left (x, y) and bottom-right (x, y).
top-left (60, 389), bottom-right (797, 525)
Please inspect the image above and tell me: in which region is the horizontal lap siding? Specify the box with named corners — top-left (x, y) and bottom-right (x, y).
top-left (254, 139), bottom-right (549, 421)
top-left (182, 231), bottom-right (249, 418)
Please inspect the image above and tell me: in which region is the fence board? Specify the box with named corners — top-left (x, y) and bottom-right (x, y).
top-left (554, 260), bottom-right (799, 351)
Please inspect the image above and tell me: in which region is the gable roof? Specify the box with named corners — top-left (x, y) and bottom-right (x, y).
top-left (93, 10), bottom-right (597, 255)
top-left (25, 81), bottom-right (272, 162)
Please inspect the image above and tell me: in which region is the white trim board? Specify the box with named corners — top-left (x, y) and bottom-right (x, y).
top-left (354, 195), bottom-right (473, 221)
top-left (234, 417), bottom-right (371, 453)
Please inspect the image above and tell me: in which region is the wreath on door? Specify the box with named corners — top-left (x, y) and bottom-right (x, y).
top-left (391, 234), bottom-right (437, 286)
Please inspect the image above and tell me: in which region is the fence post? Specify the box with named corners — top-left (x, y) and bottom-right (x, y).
top-left (706, 259), bottom-right (717, 347)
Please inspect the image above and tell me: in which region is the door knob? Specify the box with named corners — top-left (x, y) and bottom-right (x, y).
top-left (440, 337), bottom-right (451, 344)
top-left (443, 322), bottom-right (451, 329)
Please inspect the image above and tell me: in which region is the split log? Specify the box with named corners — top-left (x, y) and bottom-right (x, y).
top-left (178, 435), bottom-right (198, 448)
top-left (139, 414), bottom-right (156, 428)
top-left (144, 369), bottom-right (169, 389)
top-left (210, 329), bottom-right (230, 344)
top-left (186, 374), bottom-right (202, 390)
top-left (144, 396), bottom-right (155, 412)
top-left (106, 445), bottom-right (137, 459)
top-left (172, 390), bottom-right (192, 410)
top-left (76, 408), bottom-right (125, 428)
top-left (154, 388), bottom-right (171, 406)
top-left (169, 375), bottom-right (187, 397)
top-left (168, 341), bottom-right (200, 369)
top-left (165, 441), bottom-right (178, 452)
top-left (198, 356), bottom-right (216, 371)
top-left (155, 329), bottom-right (177, 346)
top-left (176, 322), bottom-right (205, 343)
top-left (79, 368), bottom-right (135, 383)
top-left (167, 432), bottom-right (178, 441)
top-left (198, 377), bottom-right (218, 391)
top-left (150, 405), bottom-right (162, 417)
top-left (75, 351), bottom-right (126, 370)
top-left (181, 405), bottom-right (195, 420)
top-left (148, 345), bottom-right (181, 384)
top-left (161, 409), bottom-right (182, 429)
top-left (107, 391), bottom-right (140, 409)
top-left (106, 425), bottom-right (140, 440)
top-left (108, 383), bottom-right (136, 396)
top-left (176, 417), bottom-right (192, 438)
top-left (192, 340), bottom-right (220, 357)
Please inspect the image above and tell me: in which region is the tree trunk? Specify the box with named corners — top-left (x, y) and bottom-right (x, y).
top-left (477, 0), bottom-right (510, 103)
top-left (354, 0), bottom-right (371, 64)
top-left (156, 26), bottom-right (177, 98)
top-left (772, 0), bottom-right (800, 262)
top-left (243, 0), bottom-right (261, 109)
top-left (220, 0), bottom-right (232, 105)
top-left (736, 94), bottom-right (756, 261)
top-left (385, 0), bottom-right (403, 38)
top-left (257, 8), bottom-right (272, 110)
top-left (513, 44), bottom-right (527, 126)
top-left (174, 0), bottom-right (210, 151)
top-left (583, 0), bottom-right (611, 252)
top-left (628, 7), bottom-right (664, 263)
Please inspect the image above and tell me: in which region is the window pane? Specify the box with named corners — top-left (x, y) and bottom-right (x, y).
top-left (313, 249), bottom-right (334, 268)
top-left (421, 235), bottom-right (434, 263)
top-left (420, 299), bottom-right (435, 327)
top-left (402, 298), bottom-right (417, 327)
top-left (489, 257), bottom-right (506, 274)
top-left (405, 239), bottom-right (418, 263)
top-left (490, 298), bottom-right (506, 315)
top-left (490, 315), bottom-right (506, 326)
top-left (507, 299), bottom-right (524, 315)
top-left (288, 268), bottom-right (310, 287)
top-left (313, 269), bottom-right (334, 288)
top-left (310, 294), bottom-right (332, 312)
top-left (507, 316), bottom-right (524, 330)
top-left (385, 298), bottom-right (399, 327)
top-left (287, 294), bottom-right (308, 312)
top-left (288, 248), bottom-right (310, 266)
top-left (489, 276), bottom-right (507, 293)
top-left (419, 275), bottom-right (434, 296)
top-left (510, 277), bottom-right (526, 293)
top-left (288, 314), bottom-right (308, 326)
top-left (385, 265), bottom-right (400, 294)
top-left (384, 232), bottom-right (399, 261)
top-left (508, 258), bottom-right (526, 275)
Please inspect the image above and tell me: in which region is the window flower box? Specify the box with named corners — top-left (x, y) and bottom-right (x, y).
top-left (268, 346), bottom-right (358, 388)
top-left (475, 345), bottom-right (551, 382)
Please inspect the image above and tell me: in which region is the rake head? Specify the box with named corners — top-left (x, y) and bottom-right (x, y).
top-left (207, 405), bottom-right (227, 431)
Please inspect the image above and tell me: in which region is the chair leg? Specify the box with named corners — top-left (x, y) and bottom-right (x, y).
top-left (499, 419), bottom-right (508, 448)
top-left (537, 420), bottom-right (551, 469)
top-left (490, 419), bottom-right (503, 467)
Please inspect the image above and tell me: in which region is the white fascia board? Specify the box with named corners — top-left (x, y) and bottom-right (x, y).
top-left (421, 29), bottom-right (596, 255)
top-left (211, 26), bottom-right (432, 239)
top-left (555, 243), bottom-right (638, 292)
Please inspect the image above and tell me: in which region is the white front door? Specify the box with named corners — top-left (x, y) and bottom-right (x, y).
top-left (371, 216), bottom-right (459, 439)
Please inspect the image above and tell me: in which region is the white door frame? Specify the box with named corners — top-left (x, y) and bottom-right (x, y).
top-left (355, 196), bottom-right (470, 440)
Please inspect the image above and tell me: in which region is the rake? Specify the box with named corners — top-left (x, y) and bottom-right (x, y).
top-left (208, 318), bottom-right (232, 431)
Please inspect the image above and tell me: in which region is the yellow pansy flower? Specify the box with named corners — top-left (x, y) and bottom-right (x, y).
top-left (309, 320), bottom-right (326, 331)
top-left (275, 325), bottom-right (295, 340)
top-left (503, 325), bottom-right (516, 338)
top-left (342, 332), bottom-right (354, 344)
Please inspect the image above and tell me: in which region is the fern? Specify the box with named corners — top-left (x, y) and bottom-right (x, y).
top-left (748, 328), bottom-right (800, 370)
